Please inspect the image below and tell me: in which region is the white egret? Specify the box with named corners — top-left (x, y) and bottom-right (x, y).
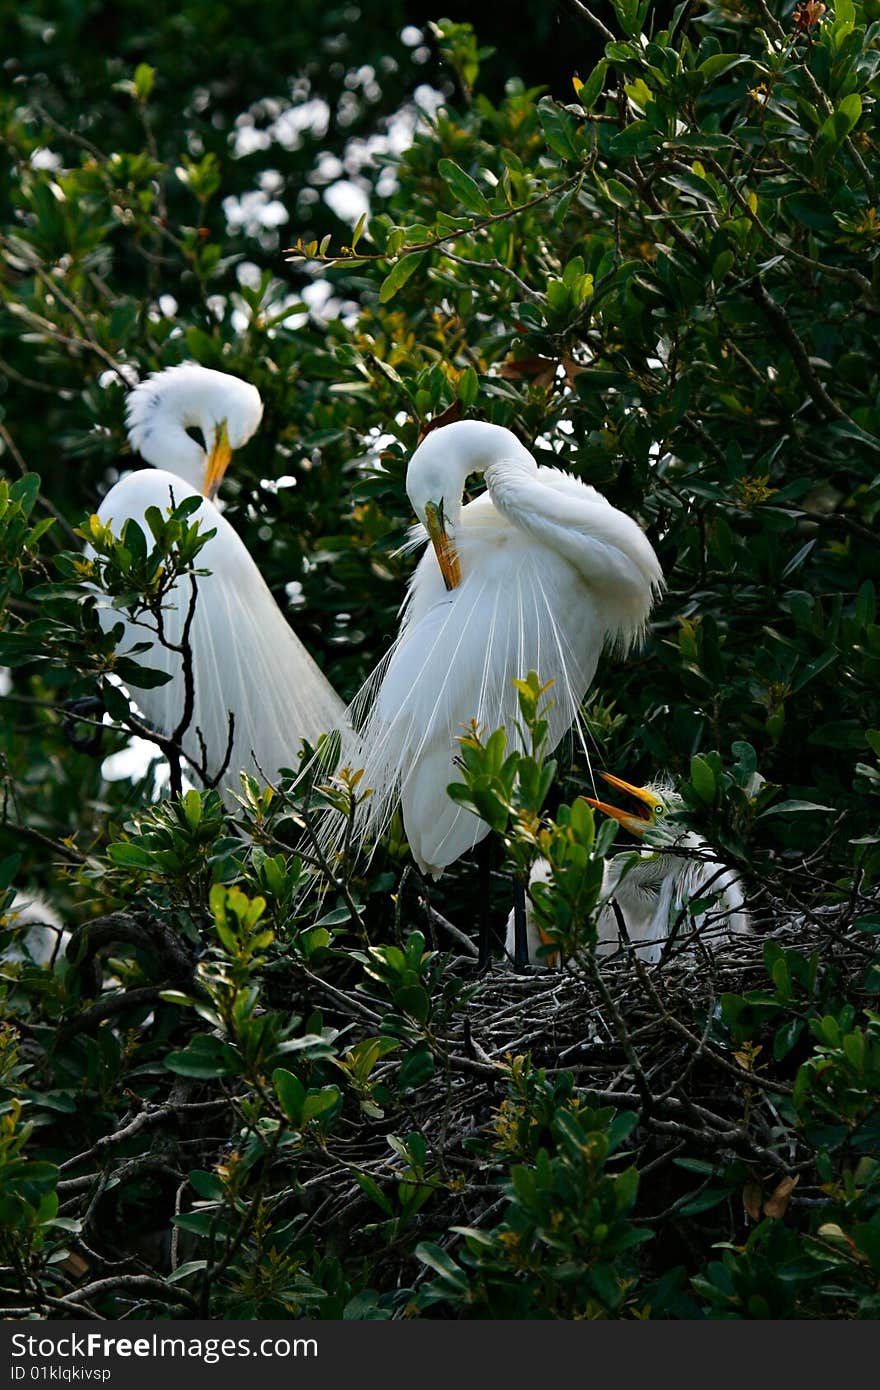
top-left (93, 363), bottom-right (346, 793)
top-left (504, 773), bottom-right (751, 967)
top-left (1, 892), bottom-right (69, 966)
top-left (339, 421), bottom-right (663, 882)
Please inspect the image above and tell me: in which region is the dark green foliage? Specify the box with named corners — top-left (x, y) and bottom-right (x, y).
top-left (1, 0), bottom-right (879, 1319)
top-left (417, 1068), bottom-right (651, 1318)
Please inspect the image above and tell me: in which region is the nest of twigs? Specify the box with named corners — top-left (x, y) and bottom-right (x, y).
top-left (15, 881), bottom-right (873, 1318)
top-left (276, 887), bottom-right (875, 1270)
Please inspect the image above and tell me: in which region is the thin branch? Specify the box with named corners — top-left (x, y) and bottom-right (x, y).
top-left (285, 170), bottom-right (586, 265)
top-left (60, 1096), bottom-right (227, 1174)
top-left (420, 899), bottom-right (480, 958)
top-left (565, 0), bottom-right (616, 43)
top-left (440, 248), bottom-right (546, 305)
top-left (59, 1275), bottom-right (197, 1313)
top-left (744, 277), bottom-right (848, 424)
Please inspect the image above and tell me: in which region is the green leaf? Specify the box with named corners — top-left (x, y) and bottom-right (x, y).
top-left (438, 158), bottom-right (491, 216)
top-left (113, 659), bottom-right (172, 690)
top-left (758, 800), bottom-right (834, 818)
top-left (301, 1086), bottom-right (342, 1124)
top-left (172, 1210), bottom-right (216, 1236)
top-left (166, 1035), bottom-right (241, 1079)
top-left (351, 211), bottom-right (367, 252)
top-left (553, 180), bottom-right (580, 226)
top-left (133, 64), bottom-right (155, 102)
top-left (354, 1170), bottom-right (393, 1216)
top-left (398, 1041), bottom-right (435, 1091)
top-left (0, 853), bottom-right (22, 890)
top-left (415, 1241), bottom-right (469, 1290)
top-left (396, 985), bottom-right (430, 1025)
top-left (273, 1067), bottom-right (305, 1123)
top-left (689, 755), bottom-right (716, 805)
top-left (10, 474), bottom-right (41, 516)
top-left (820, 93), bottom-right (861, 146)
top-left (577, 60), bottom-right (607, 112)
top-left (537, 97), bottom-right (580, 162)
top-left (673, 1157), bottom-right (719, 1175)
top-left (853, 915), bottom-right (880, 935)
top-left (610, 120), bottom-right (656, 158)
top-left (188, 1170), bottom-right (224, 1201)
top-left (181, 789), bottom-right (202, 832)
top-left (312, 906), bottom-right (353, 929)
top-left (378, 252), bottom-right (426, 303)
top-left (603, 177), bottom-right (632, 209)
top-left (457, 366), bottom-right (479, 406)
top-left (102, 681), bottom-right (132, 722)
top-left (106, 842), bottom-right (153, 869)
top-left (807, 720), bottom-right (865, 750)
top-left (698, 54), bottom-right (749, 82)
top-left (166, 1260), bottom-right (208, 1284)
top-left (677, 1186), bottom-right (730, 1215)
top-left (787, 193), bottom-right (835, 231)
top-left (792, 650), bottom-right (837, 694)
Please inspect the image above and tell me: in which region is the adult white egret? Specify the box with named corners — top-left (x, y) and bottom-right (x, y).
top-left (339, 421), bottom-right (663, 882)
top-left (504, 773), bottom-right (751, 967)
top-left (92, 363), bottom-right (346, 793)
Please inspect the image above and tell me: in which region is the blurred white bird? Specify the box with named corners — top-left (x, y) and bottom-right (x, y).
top-left (92, 363), bottom-right (346, 793)
top-left (340, 421), bottom-right (663, 879)
top-left (505, 773), bottom-right (751, 967)
top-left (1, 892), bottom-right (69, 966)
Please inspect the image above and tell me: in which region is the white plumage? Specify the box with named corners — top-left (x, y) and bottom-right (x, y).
top-left (1, 892), bottom-right (69, 967)
top-left (124, 362), bottom-right (261, 493)
top-left (92, 364), bottom-right (346, 792)
top-left (342, 422), bottom-right (663, 877)
top-left (504, 781), bottom-right (751, 967)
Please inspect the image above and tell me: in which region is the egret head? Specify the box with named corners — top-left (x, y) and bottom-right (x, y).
top-left (406, 421), bottom-right (533, 591)
top-left (125, 363), bottom-right (263, 499)
top-left (406, 431), bottom-right (465, 591)
top-left (581, 772), bottom-right (682, 842)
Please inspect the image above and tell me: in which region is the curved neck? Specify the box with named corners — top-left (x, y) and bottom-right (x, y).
top-left (406, 421), bottom-right (536, 520)
top-left (138, 416), bottom-right (207, 490)
top-left (440, 421), bottom-right (535, 482)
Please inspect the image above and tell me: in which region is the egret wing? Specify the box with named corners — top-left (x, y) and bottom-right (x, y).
top-left (94, 470), bottom-right (346, 794)
top-left (350, 528), bottom-right (603, 875)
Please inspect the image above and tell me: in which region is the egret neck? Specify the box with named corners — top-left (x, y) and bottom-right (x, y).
top-left (406, 421), bottom-right (537, 590)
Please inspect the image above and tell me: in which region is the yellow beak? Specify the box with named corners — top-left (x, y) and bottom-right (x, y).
top-left (537, 926), bottom-right (559, 968)
top-left (580, 772), bottom-right (663, 837)
top-left (203, 421), bottom-right (232, 501)
top-left (424, 500), bottom-right (461, 591)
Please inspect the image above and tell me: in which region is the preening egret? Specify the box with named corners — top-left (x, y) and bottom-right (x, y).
top-left (93, 363), bottom-right (346, 793)
top-left (342, 421), bottom-right (663, 879)
top-left (504, 773), bottom-right (751, 967)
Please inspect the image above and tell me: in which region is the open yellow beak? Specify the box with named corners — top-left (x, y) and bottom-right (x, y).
top-left (580, 772), bottom-right (663, 837)
top-left (424, 500), bottom-right (461, 591)
top-left (203, 421), bottom-right (232, 501)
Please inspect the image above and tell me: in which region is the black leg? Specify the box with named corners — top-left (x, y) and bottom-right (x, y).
top-left (513, 878), bottom-right (529, 971)
top-left (477, 837), bottom-right (492, 970)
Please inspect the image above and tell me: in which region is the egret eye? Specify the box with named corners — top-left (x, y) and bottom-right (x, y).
top-left (185, 425), bottom-right (207, 451)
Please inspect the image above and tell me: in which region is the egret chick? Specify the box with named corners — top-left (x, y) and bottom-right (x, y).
top-left (505, 774), bottom-right (751, 967)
